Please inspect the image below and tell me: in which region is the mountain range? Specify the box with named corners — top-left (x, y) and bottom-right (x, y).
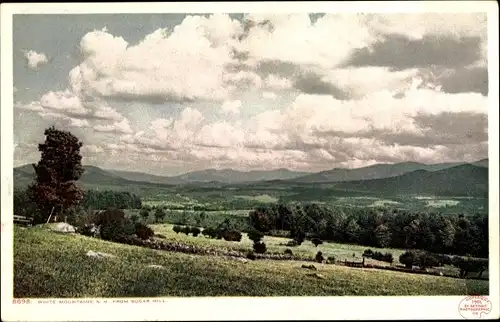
top-left (13, 159), bottom-right (489, 196)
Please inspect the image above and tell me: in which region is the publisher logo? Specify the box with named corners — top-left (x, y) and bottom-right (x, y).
top-left (458, 296), bottom-right (492, 319)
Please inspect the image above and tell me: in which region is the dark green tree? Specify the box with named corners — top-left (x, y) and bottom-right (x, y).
top-left (154, 208), bottom-right (166, 223)
top-left (374, 224), bottom-right (392, 248)
top-left (140, 209), bottom-right (150, 221)
top-left (28, 126), bottom-right (84, 224)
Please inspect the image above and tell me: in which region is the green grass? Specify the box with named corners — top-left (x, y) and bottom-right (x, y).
top-left (152, 224), bottom-right (406, 263)
top-left (14, 226), bottom-right (488, 297)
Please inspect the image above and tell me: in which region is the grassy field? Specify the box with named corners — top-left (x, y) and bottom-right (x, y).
top-left (13, 226), bottom-right (488, 297)
top-left (151, 224), bottom-right (478, 277)
top-left (151, 223), bottom-right (407, 263)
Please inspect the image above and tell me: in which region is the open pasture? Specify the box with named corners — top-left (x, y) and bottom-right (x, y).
top-left (13, 226), bottom-right (488, 298)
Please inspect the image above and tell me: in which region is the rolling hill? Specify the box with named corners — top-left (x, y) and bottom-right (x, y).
top-left (109, 168), bottom-right (309, 184)
top-left (13, 164), bottom-right (166, 189)
top-left (287, 161), bottom-right (476, 183)
top-left (14, 159), bottom-right (489, 197)
top-left (334, 164), bottom-right (488, 197)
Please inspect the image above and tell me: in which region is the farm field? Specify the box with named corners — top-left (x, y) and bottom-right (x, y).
top-left (151, 224), bottom-right (487, 278)
top-left (13, 226), bottom-right (488, 298)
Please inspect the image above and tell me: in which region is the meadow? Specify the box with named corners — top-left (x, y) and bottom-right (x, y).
top-left (13, 226), bottom-right (488, 298)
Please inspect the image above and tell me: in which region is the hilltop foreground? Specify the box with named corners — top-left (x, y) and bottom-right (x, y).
top-left (14, 226), bottom-right (488, 297)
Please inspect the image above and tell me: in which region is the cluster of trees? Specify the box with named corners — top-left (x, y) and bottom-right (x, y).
top-left (172, 223), bottom-right (243, 242)
top-left (398, 250), bottom-right (488, 278)
top-left (82, 190), bottom-right (142, 210)
top-left (139, 208), bottom-right (167, 223)
top-left (249, 203), bottom-right (488, 258)
top-left (362, 249), bottom-right (394, 264)
top-left (79, 208), bottom-right (154, 241)
top-left (173, 225), bottom-right (201, 237)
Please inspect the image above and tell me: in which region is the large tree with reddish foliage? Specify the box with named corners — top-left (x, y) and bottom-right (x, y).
top-left (28, 126), bottom-right (84, 224)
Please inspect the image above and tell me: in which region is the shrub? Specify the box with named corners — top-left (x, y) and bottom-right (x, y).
top-left (130, 214), bottom-right (139, 223)
top-left (181, 226), bottom-right (191, 235)
top-left (248, 229), bottom-right (264, 243)
top-left (399, 251), bottom-right (417, 268)
top-left (311, 238), bottom-right (323, 247)
top-left (202, 227), bottom-right (217, 238)
top-left (452, 257), bottom-right (488, 278)
top-left (135, 222), bottom-right (154, 240)
top-left (327, 256), bottom-right (336, 264)
top-left (246, 252), bottom-right (256, 260)
top-left (315, 251), bottom-right (324, 263)
top-left (371, 251), bottom-right (394, 264)
top-left (284, 248), bottom-right (293, 256)
top-left (190, 227), bottom-right (201, 237)
top-left (221, 230), bottom-right (243, 242)
top-left (417, 252), bottom-right (440, 269)
top-left (93, 208), bottom-right (135, 241)
top-left (173, 225), bottom-right (182, 234)
top-left (139, 209), bottom-right (149, 220)
top-left (253, 241), bottom-right (267, 254)
top-left (362, 249), bottom-right (374, 258)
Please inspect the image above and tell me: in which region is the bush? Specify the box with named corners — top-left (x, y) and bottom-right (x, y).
top-left (181, 226), bottom-right (191, 235)
top-left (311, 238), bottom-right (323, 247)
top-left (417, 252), bottom-right (440, 269)
top-left (372, 251), bottom-right (394, 264)
top-left (139, 209), bottom-right (149, 220)
top-left (190, 227), bottom-right (201, 237)
top-left (246, 252), bottom-right (256, 260)
top-left (248, 229), bottom-right (264, 243)
top-left (93, 208), bottom-right (135, 241)
top-left (135, 222), bottom-right (154, 240)
top-left (399, 251), bottom-right (417, 268)
top-left (284, 248), bottom-right (293, 256)
top-left (221, 230), bottom-right (243, 242)
top-left (315, 251), bottom-right (324, 263)
top-left (173, 225), bottom-right (182, 234)
top-left (452, 257), bottom-right (488, 278)
top-left (202, 227), bottom-right (217, 238)
top-left (362, 249), bottom-right (374, 257)
top-left (130, 214), bottom-right (139, 223)
top-left (327, 255), bottom-right (336, 264)
top-left (253, 241), bottom-right (267, 254)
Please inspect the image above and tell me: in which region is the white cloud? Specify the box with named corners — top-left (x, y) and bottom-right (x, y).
top-left (264, 74), bottom-right (293, 91)
top-left (81, 144), bottom-right (104, 154)
top-left (69, 15), bottom-right (243, 103)
top-left (23, 50), bottom-right (49, 69)
top-left (324, 67), bottom-right (420, 98)
top-left (262, 91), bottom-right (277, 100)
top-left (15, 13), bottom-right (488, 173)
top-left (240, 14), bottom-right (377, 69)
top-left (94, 119), bottom-right (133, 135)
top-left (220, 100), bottom-right (242, 115)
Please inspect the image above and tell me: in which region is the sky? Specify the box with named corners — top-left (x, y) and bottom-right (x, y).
top-left (13, 13), bottom-right (489, 176)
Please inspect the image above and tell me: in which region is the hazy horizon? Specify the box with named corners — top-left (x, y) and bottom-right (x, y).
top-left (14, 13), bottom-right (488, 176)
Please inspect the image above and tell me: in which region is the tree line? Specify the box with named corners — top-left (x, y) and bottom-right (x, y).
top-left (249, 203), bottom-right (488, 258)
top-left (15, 188), bottom-right (142, 223)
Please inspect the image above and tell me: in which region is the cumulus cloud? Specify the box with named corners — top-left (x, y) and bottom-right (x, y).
top-left (69, 15), bottom-right (244, 103)
top-left (221, 100), bottom-right (242, 115)
top-left (22, 50), bottom-right (49, 69)
top-left (15, 13), bottom-right (489, 173)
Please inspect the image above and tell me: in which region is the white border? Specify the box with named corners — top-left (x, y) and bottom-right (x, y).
top-left (1, 2), bottom-right (499, 321)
